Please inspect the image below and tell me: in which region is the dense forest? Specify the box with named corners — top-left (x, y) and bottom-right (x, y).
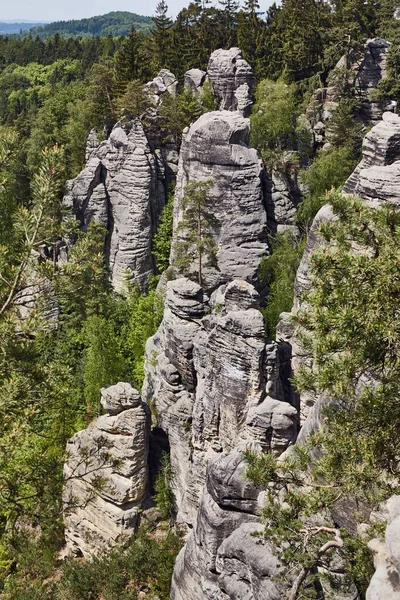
top-left (0, 23), bottom-right (47, 36)
top-left (0, 0), bottom-right (399, 598)
top-left (27, 12), bottom-right (153, 38)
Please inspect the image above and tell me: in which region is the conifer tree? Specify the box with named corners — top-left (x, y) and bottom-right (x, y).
top-left (218, 0), bottom-right (239, 47)
top-left (174, 181), bottom-right (217, 287)
top-left (114, 26), bottom-right (140, 97)
top-left (152, 0), bottom-right (173, 71)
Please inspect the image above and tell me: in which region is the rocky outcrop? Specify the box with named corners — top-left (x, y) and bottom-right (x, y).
top-left (265, 157), bottom-right (303, 235)
top-left (306, 38), bottom-right (390, 150)
top-left (171, 460), bottom-right (286, 600)
top-left (367, 496), bottom-right (400, 599)
top-left (343, 111), bottom-right (400, 199)
top-left (184, 68), bottom-right (207, 94)
top-left (170, 111), bottom-right (269, 293)
top-left (146, 68), bottom-right (178, 102)
top-left (63, 383), bottom-right (150, 557)
top-left (143, 277), bottom-right (298, 573)
top-left (64, 118), bottom-right (166, 292)
top-left (207, 48), bottom-right (255, 116)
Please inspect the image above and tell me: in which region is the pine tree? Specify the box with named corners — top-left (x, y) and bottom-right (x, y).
top-left (114, 27), bottom-right (140, 97)
top-left (174, 181), bottom-right (218, 287)
top-left (218, 0), bottom-right (239, 47)
top-left (152, 0), bottom-right (173, 71)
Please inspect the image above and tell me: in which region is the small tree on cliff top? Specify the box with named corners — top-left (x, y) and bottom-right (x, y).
top-left (174, 180), bottom-right (218, 287)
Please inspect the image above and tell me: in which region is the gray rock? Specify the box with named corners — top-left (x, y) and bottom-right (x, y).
top-left (143, 277), bottom-right (298, 532)
top-left (146, 69), bottom-right (178, 100)
top-left (265, 157), bottom-right (303, 235)
top-left (216, 523), bottom-right (285, 600)
top-left (184, 68), bottom-right (207, 94)
top-left (344, 112), bottom-right (400, 199)
top-left (170, 111), bottom-right (269, 294)
top-left (367, 496), bottom-right (400, 599)
top-left (305, 39), bottom-right (390, 150)
top-left (207, 48), bottom-right (255, 113)
top-left (63, 383), bottom-right (150, 557)
top-left (64, 118), bottom-right (166, 292)
top-left (171, 455), bottom-right (261, 600)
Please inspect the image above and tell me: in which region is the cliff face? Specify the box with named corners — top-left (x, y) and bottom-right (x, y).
top-left (63, 383), bottom-right (150, 557)
top-left (170, 111), bottom-right (269, 294)
top-left (60, 46), bottom-right (400, 598)
top-left (64, 118), bottom-right (166, 292)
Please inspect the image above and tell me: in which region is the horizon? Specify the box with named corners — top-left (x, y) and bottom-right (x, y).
top-left (0, 0), bottom-right (277, 23)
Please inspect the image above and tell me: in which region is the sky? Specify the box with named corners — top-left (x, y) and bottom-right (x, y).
top-left (0, 0), bottom-right (277, 22)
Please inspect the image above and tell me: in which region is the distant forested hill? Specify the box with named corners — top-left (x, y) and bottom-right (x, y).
top-left (27, 11), bottom-right (152, 38)
top-left (0, 21), bottom-right (47, 34)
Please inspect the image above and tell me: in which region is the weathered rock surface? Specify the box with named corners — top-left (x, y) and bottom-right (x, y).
top-left (367, 496), bottom-right (400, 600)
top-left (184, 68), bottom-right (207, 94)
top-left (265, 157), bottom-right (303, 235)
top-left (170, 111), bottom-right (269, 293)
top-left (306, 38), bottom-right (390, 150)
top-left (146, 68), bottom-right (178, 101)
top-left (344, 111), bottom-right (400, 199)
top-left (143, 276), bottom-right (298, 594)
top-left (63, 383), bottom-right (150, 557)
top-left (64, 118), bottom-right (166, 291)
top-left (207, 48), bottom-right (255, 115)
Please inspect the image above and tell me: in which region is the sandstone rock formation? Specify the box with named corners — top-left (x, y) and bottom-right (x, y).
top-left (146, 68), bottom-right (178, 102)
top-left (170, 111), bottom-right (269, 293)
top-left (367, 496), bottom-right (400, 600)
top-left (184, 68), bottom-right (207, 94)
top-left (306, 38), bottom-right (390, 150)
top-left (265, 157), bottom-right (303, 235)
top-left (63, 383), bottom-right (150, 557)
top-left (64, 118), bottom-right (166, 292)
top-left (343, 111), bottom-right (400, 199)
top-left (207, 48), bottom-right (255, 115)
top-left (143, 277), bottom-right (298, 554)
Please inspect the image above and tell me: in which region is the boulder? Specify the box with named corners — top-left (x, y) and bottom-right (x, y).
top-left (63, 383), bottom-right (151, 557)
top-left (184, 68), bottom-right (207, 94)
top-left (146, 69), bottom-right (178, 101)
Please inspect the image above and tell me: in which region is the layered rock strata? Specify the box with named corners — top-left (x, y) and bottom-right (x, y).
top-left (143, 277), bottom-right (298, 553)
top-left (63, 383), bottom-right (150, 557)
top-left (170, 111), bottom-right (269, 293)
top-left (343, 111), bottom-right (400, 199)
top-left (64, 118), bottom-right (166, 292)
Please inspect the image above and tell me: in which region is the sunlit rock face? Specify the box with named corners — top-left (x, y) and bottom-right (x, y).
top-left (170, 111), bottom-right (269, 295)
top-left (64, 118), bottom-right (166, 292)
top-left (63, 383), bottom-right (150, 558)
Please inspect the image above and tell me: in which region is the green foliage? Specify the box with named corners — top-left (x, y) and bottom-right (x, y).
top-left (83, 316), bottom-right (128, 418)
top-left (28, 12), bottom-right (153, 39)
top-left (296, 193), bottom-right (400, 490)
top-left (244, 194), bottom-right (400, 597)
top-left (260, 233), bottom-right (305, 339)
top-left (152, 190), bottom-right (174, 273)
top-left (3, 525), bottom-right (182, 600)
top-left (154, 453), bottom-right (175, 521)
top-left (116, 287), bottom-right (164, 389)
top-left (158, 87), bottom-right (210, 145)
top-left (174, 180), bottom-right (218, 287)
top-left (250, 80), bottom-right (306, 170)
top-left (297, 146), bottom-right (358, 227)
